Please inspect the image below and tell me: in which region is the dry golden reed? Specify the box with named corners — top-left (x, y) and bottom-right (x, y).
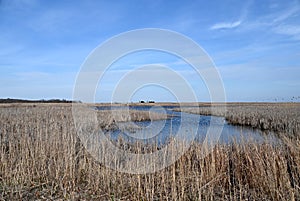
top-left (178, 103), bottom-right (300, 138)
top-left (0, 104), bottom-right (299, 200)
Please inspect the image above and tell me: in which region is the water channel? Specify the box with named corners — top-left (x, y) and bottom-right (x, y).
top-left (96, 105), bottom-right (277, 145)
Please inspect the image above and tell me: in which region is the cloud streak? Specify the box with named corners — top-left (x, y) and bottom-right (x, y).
top-left (272, 4), bottom-right (299, 23)
top-left (210, 20), bottom-right (242, 30)
top-left (273, 25), bottom-right (300, 40)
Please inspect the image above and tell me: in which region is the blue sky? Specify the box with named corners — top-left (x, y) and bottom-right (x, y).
top-left (0, 0), bottom-right (300, 102)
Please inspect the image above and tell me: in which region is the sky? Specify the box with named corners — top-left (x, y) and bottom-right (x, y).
top-left (0, 0), bottom-right (300, 102)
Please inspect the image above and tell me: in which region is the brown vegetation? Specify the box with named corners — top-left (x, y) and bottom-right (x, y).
top-left (0, 104), bottom-right (299, 200)
top-left (177, 103), bottom-right (300, 138)
top-left (96, 108), bottom-right (168, 131)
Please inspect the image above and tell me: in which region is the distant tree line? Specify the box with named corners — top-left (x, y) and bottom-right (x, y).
top-left (0, 98), bottom-right (80, 104)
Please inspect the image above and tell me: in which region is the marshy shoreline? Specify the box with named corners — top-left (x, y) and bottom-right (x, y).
top-left (176, 102), bottom-right (300, 139)
top-left (0, 103), bottom-right (299, 200)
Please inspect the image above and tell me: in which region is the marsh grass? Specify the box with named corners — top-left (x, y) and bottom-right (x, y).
top-left (96, 108), bottom-right (168, 131)
top-left (177, 103), bottom-right (300, 138)
top-left (0, 104), bottom-right (299, 200)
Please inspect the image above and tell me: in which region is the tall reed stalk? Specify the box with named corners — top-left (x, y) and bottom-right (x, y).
top-left (0, 104), bottom-right (299, 200)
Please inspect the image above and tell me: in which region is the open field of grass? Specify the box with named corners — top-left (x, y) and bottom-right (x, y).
top-left (0, 103), bottom-right (300, 200)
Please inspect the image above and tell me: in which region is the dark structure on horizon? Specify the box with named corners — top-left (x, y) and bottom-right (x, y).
top-left (139, 100), bottom-right (155, 104)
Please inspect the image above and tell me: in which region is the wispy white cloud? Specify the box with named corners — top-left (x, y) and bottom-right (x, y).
top-left (270, 2), bottom-right (300, 39)
top-left (210, 20), bottom-right (242, 30)
top-left (255, 2), bottom-right (299, 27)
top-left (209, 0), bottom-right (250, 31)
top-left (210, 1), bottom-right (300, 41)
top-left (273, 25), bottom-right (300, 40)
top-left (272, 4), bottom-right (299, 23)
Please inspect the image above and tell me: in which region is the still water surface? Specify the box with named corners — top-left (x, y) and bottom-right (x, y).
top-left (96, 105), bottom-right (277, 145)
